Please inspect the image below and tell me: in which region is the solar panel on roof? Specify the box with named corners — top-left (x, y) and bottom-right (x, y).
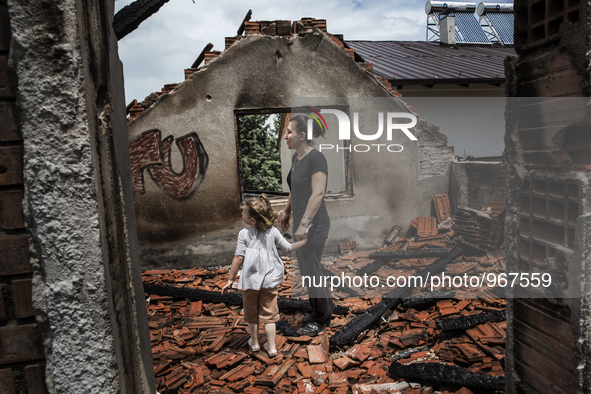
top-left (453, 12), bottom-right (491, 43)
top-left (425, 2), bottom-right (492, 44)
top-left (432, 11), bottom-right (491, 44)
top-left (477, 3), bottom-right (514, 46)
top-left (487, 13), bottom-right (514, 44)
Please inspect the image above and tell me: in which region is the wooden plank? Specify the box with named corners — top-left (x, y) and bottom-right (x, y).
top-left (236, 9), bottom-right (253, 35)
top-left (191, 43), bottom-right (214, 68)
top-left (515, 339), bottom-right (576, 393)
top-left (513, 300), bottom-right (575, 345)
top-left (513, 321), bottom-right (576, 371)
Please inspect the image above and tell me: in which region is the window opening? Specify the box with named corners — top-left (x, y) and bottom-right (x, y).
top-left (236, 109), bottom-right (352, 203)
top-left (237, 113), bottom-right (285, 199)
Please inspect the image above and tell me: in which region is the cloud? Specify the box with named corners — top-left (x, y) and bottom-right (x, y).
top-left (115, 0), bottom-right (427, 103)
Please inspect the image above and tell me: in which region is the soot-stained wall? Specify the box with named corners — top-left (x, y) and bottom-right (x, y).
top-left (504, 0), bottom-right (591, 392)
top-left (129, 31), bottom-right (454, 268)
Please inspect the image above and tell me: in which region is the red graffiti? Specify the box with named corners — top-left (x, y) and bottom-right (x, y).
top-left (129, 130), bottom-right (208, 199)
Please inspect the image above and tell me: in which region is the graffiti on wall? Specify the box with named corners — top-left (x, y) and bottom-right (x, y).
top-left (129, 130), bottom-right (209, 199)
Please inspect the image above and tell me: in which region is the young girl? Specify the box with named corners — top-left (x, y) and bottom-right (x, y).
top-left (221, 194), bottom-right (307, 357)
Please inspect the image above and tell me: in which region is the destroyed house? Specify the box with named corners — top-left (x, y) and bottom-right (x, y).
top-left (126, 17), bottom-right (508, 268)
top-left (3, 0), bottom-right (591, 393)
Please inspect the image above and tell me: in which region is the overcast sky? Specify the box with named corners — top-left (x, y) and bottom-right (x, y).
top-left (114, 0), bottom-right (429, 104)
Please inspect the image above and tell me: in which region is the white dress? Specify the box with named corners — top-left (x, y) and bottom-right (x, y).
top-left (235, 227), bottom-right (292, 290)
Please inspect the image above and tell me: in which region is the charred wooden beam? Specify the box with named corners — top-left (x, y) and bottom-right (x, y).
top-left (279, 296), bottom-right (348, 315)
top-left (276, 320), bottom-right (299, 337)
top-left (191, 43), bottom-right (214, 68)
top-left (321, 266), bottom-right (361, 297)
top-left (436, 310), bottom-right (506, 332)
top-left (368, 248), bottom-right (451, 261)
top-left (143, 283), bottom-right (349, 315)
top-left (329, 301), bottom-right (397, 349)
top-left (145, 282), bottom-right (243, 304)
top-left (393, 346), bottom-right (430, 361)
top-left (330, 246), bottom-right (463, 348)
top-left (236, 9), bottom-right (252, 35)
top-left (401, 290), bottom-right (456, 309)
top-left (355, 259), bottom-right (386, 276)
top-left (389, 361), bottom-right (504, 390)
top-left (113, 0), bottom-right (171, 40)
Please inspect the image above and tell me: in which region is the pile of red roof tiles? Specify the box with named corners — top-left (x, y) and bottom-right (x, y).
top-left (144, 195), bottom-right (506, 394)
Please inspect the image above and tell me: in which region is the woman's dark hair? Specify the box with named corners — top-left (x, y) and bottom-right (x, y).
top-left (290, 114), bottom-right (326, 145)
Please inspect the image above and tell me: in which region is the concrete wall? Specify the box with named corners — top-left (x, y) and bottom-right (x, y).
top-left (129, 31), bottom-right (454, 268)
top-left (449, 161), bottom-right (506, 213)
top-left (7, 0), bottom-right (154, 392)
top-left (505, 0), bottom-right (591, 392)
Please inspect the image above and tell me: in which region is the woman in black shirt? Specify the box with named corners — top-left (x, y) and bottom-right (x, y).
top-left (280, 114), bottom-right (333, 336)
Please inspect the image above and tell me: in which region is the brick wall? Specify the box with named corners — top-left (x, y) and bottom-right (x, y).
top-left (505, 0), bottom-right (591, 393)
top-left (0, 1), bottom-right (47, 392)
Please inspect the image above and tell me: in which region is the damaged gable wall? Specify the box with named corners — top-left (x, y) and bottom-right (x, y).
top-left (128, 24), bottom-right (455, 268)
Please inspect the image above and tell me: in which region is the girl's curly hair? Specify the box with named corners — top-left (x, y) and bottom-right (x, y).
top-left (244, 193), bottom-right (278, 232)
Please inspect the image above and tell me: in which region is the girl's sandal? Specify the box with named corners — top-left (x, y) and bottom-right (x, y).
top-left (248, 338), bottom-right (260, 352)
top-left (263, 342), bottom-right (277, 357)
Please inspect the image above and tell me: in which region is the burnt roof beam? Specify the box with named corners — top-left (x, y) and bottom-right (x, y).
top-left (113, 0), bottom-right (171, 41)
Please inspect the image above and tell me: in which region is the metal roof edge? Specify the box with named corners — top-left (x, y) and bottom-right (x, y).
top-left (390, 77), bottom-right (506, 86)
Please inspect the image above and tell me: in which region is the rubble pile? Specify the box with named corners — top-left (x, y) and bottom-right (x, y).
top-left (144, 195), bottom-right (507, 394)
top-left (451, 202), bottom-right (505, 252)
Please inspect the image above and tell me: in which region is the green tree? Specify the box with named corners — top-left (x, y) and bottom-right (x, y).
top-left (239, 114), bottom-right (282, 191)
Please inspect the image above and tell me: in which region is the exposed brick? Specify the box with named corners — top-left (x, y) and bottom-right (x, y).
top-left (0, 368), bottom-right (15, 394)
top-left (0, 146), bottom-right (24, 186)
top-left (25, 364), bottom-right (49, 394)
top-left (0, 102), bottom-right (21, 141)
top-left (0, 285), bottom-right (5, 321)
top-left (0, 6), bottom-right (10, 52)
top-left (0, 324), bottom-right (44, 364)
top-left (225, 36), bottom-right (240, 49)
top-left (244, 21), bottom-right (260, 35)
top-left (204, 51), bottom-right (221, 65)
top-left (0, 55), bottom-right (14, 98)
top-left (12, 279), bottom-right (33, 318)
top-left (0, 191), bottom-right (24, 229)
top-left (0, 236), bottom-right (31, 275)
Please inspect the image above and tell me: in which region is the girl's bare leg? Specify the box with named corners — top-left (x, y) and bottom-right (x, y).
top-left (264, 323), bottom-right (276, 352)
top-left (248, 323), bottom-right (259, 350)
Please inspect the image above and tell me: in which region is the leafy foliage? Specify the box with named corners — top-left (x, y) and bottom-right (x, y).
top-left (239, 115), bottom-right (282, 191)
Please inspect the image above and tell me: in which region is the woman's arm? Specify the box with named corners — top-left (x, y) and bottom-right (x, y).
top-left (221, 255), bottom-right (244, 294)
top-left (280, 193), bottom-right (292, 231)
top-left (294, 171), bottom-right (327, 240)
